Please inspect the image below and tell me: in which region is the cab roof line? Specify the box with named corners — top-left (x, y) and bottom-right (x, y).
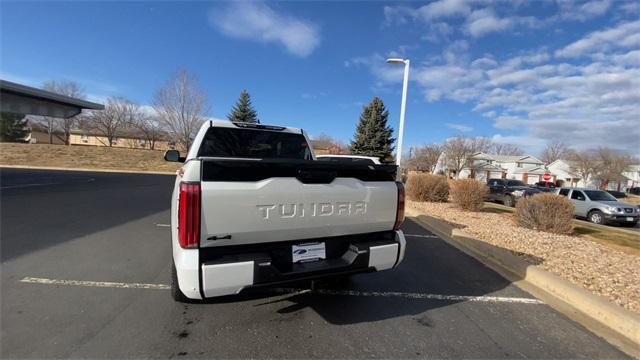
top-left (231, 122), bottom-right (286, 131)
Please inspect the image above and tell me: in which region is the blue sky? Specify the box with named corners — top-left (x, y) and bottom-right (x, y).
top-left (2, 0), bottom-right (638, 156)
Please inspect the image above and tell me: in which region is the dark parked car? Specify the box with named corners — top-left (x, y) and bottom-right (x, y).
top-left (533, 181), bottom-right (556, 192)
top-left (486, 178), bottom-right (541, 207)
top-left (606, 190), bottom-right (627, 199)
top-left (629, 187), bottom-right (640, 195)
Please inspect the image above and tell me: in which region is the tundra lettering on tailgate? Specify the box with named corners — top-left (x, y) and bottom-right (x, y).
top-left (257, 202), bottom-right (367, 219)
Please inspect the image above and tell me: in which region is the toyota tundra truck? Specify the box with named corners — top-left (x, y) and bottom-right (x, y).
top-left (164, 120), bottom-right (406, 302)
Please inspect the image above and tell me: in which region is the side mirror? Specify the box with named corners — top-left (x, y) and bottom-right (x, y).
top-left (164, 150), bottom-right (182, 162)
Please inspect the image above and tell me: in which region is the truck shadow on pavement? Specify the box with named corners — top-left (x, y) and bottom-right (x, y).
top-left (199, 219), bottom-right (535, 325)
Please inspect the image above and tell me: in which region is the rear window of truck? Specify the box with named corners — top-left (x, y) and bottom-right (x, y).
top-left (198, 127), bottom-right (311, 160)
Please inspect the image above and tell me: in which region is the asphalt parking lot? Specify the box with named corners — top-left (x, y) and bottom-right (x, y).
top-left (0, 168), bottom-right (629, 358)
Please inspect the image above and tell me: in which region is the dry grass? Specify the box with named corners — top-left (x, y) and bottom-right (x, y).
top-left (405, 173), bottom-right (449, 202)
top-left (624, 195), bottom-right (640, 205)
top-left (0, 143), bottom-right (180, 173)
top-left (515, 193), bottom-right (575, 234)
top-left (450, 179), bottom-right (488, 211)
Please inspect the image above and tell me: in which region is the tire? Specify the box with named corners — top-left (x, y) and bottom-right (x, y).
top-left (588, 210), bottom-right (605, 225)
top-left (171, 262), bottom-right (193, 303)
top-left (503, 195), bottom-right (514, 207)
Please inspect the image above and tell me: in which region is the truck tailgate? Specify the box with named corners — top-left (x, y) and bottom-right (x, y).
top-left (199, 159), bottom-right (398, 247)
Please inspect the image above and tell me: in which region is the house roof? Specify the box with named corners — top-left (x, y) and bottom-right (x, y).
top-left (470, 152), bottom-right (544, 164)
top-left (1, 80), bottom-right (104, 118)
top-left (513, 165), bottom-right (552, 175)
top-left (490, 154), bottom-right (544, 163)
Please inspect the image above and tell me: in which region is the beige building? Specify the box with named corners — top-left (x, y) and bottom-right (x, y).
top-left (27, 118), bottom-right (178, 151)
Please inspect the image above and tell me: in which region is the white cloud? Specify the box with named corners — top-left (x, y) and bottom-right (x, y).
top-left (355, 20), bottom-right (640, 153)
top-left (555, 20), bottom-right (640, 58)
top-left (556, 0), bottom-right (612, 21)
top-left (446, 123), bottom-right (473, 132)
top-left (417, 0), bottom-right (471, 20)
top-left (466, 9), bottom-right (514, 37)
top-left (208, 2), bottom-right (320, 57)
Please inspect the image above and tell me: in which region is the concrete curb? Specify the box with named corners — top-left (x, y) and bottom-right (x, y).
top-left (0, 164), bottom-right (176, 175)
top-left (406, 208), bottom-right (640, 357)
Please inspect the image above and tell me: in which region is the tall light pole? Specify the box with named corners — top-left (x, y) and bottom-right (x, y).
top-left (386, 58), bottom-right (410, 173)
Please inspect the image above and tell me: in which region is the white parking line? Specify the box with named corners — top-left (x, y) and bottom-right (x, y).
top-left (20, 277), bottom-right (170, 290)
top-left (405, 234), bottom-right (439, 238)
top-left (19, 277), bottom-right (543, 304)
top-left (272, 288), bottom-right (543, 304)
top-left (155, 224), bottom-right (171, 227)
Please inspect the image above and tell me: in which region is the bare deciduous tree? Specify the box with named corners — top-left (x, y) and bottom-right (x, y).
top-left (492, 143), bottom-right (524, 156)
top-left (41, 80), bottom-right (86, 145)
top-left (153, 69), bottom-right (209, 150)
top-left (135, 116), bottom-right (164, 150)
top-left (85, 97), bottom-right (139, 147)
top-left (442, 136), bottom-right (493, 178)
top-left (593, 147), bottom-right (635, 190)
top-left (312, 133), bottom-right (348, 154)
top-left (467, 136), bottom-right (493, 154)
top-left (567, 149), bottom-right (598, 186)
top-left (539, 140), bottom-right (569, 165)
top-left (407, 144), bottom-right (442, 172)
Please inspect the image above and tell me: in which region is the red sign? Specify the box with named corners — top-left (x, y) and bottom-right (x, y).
top-left (543, 173), bottom-right (551, 181)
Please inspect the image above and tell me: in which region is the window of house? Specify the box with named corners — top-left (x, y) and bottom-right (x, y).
top-left (517, 162), bottom-right (522, 168)
top-left (81, 134), bottom-right (89, 143)
top-left (111, 138), bottom-right (118, 146)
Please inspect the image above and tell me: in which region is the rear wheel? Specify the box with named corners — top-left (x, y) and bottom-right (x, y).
top-left (588, 210), bottom-right (605, 225)
top-left (171, 262), bottom-right (192, 303)
top-left (503, 195), bottom-right (514, 207)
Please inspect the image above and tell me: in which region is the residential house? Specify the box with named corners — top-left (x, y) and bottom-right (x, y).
top-left (623, 165), bottom-right (640, 189)
top-left (548, 159), bottom-right (638, 190)
top-left (547, 159), bottom-right (587, 188)
top-left (435, 152), bottom-right (554, 184)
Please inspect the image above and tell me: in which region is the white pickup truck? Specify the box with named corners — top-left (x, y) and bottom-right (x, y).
top-left (164, 120), bottom-right (406, 302)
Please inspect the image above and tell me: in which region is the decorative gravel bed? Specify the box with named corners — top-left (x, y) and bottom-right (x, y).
top-left (408, 200), bottom-right (640, 314)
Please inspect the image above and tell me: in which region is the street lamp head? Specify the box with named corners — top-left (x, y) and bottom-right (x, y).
top-left (386, 58), bottom-right (406, 65)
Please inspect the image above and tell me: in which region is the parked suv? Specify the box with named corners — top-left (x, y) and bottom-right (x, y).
top-left (486, 178), bottom-right (541, 207)
top-left (556, 187), bottom-right (639, 226)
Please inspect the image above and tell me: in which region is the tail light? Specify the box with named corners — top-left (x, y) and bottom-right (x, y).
top-left (178, 182), bottom-right (201, 248)
top-left (394, 181), bottom-right (405, 230)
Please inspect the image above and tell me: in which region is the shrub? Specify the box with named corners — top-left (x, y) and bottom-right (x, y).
top-left (515, 193), bottom-right (574, 234)
top-left (405, 173), bottom-right (449, 202)
top-left (450, 179), bottom-right (488, 211)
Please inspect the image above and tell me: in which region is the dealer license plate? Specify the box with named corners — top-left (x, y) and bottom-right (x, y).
top-left (627, 217), bottom-right (634, 221)
top-left (292, 242), bottom-right (326, 263)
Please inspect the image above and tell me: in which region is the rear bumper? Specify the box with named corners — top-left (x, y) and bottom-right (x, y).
top-left (176, 230), bottom-right (405, 299)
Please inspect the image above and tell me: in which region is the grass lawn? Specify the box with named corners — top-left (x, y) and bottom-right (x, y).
top-left (0, 143), bottom-right (181, 173)
top-left (483, 201), bottom-right (640, 255)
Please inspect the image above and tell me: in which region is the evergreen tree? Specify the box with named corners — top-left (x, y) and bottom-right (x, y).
top-left (349, 97), bottom-right (394, 159)
top-left (0, 112), bottom-right (29, 142)
top-left (227, 90), bottom-right (259, 124)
